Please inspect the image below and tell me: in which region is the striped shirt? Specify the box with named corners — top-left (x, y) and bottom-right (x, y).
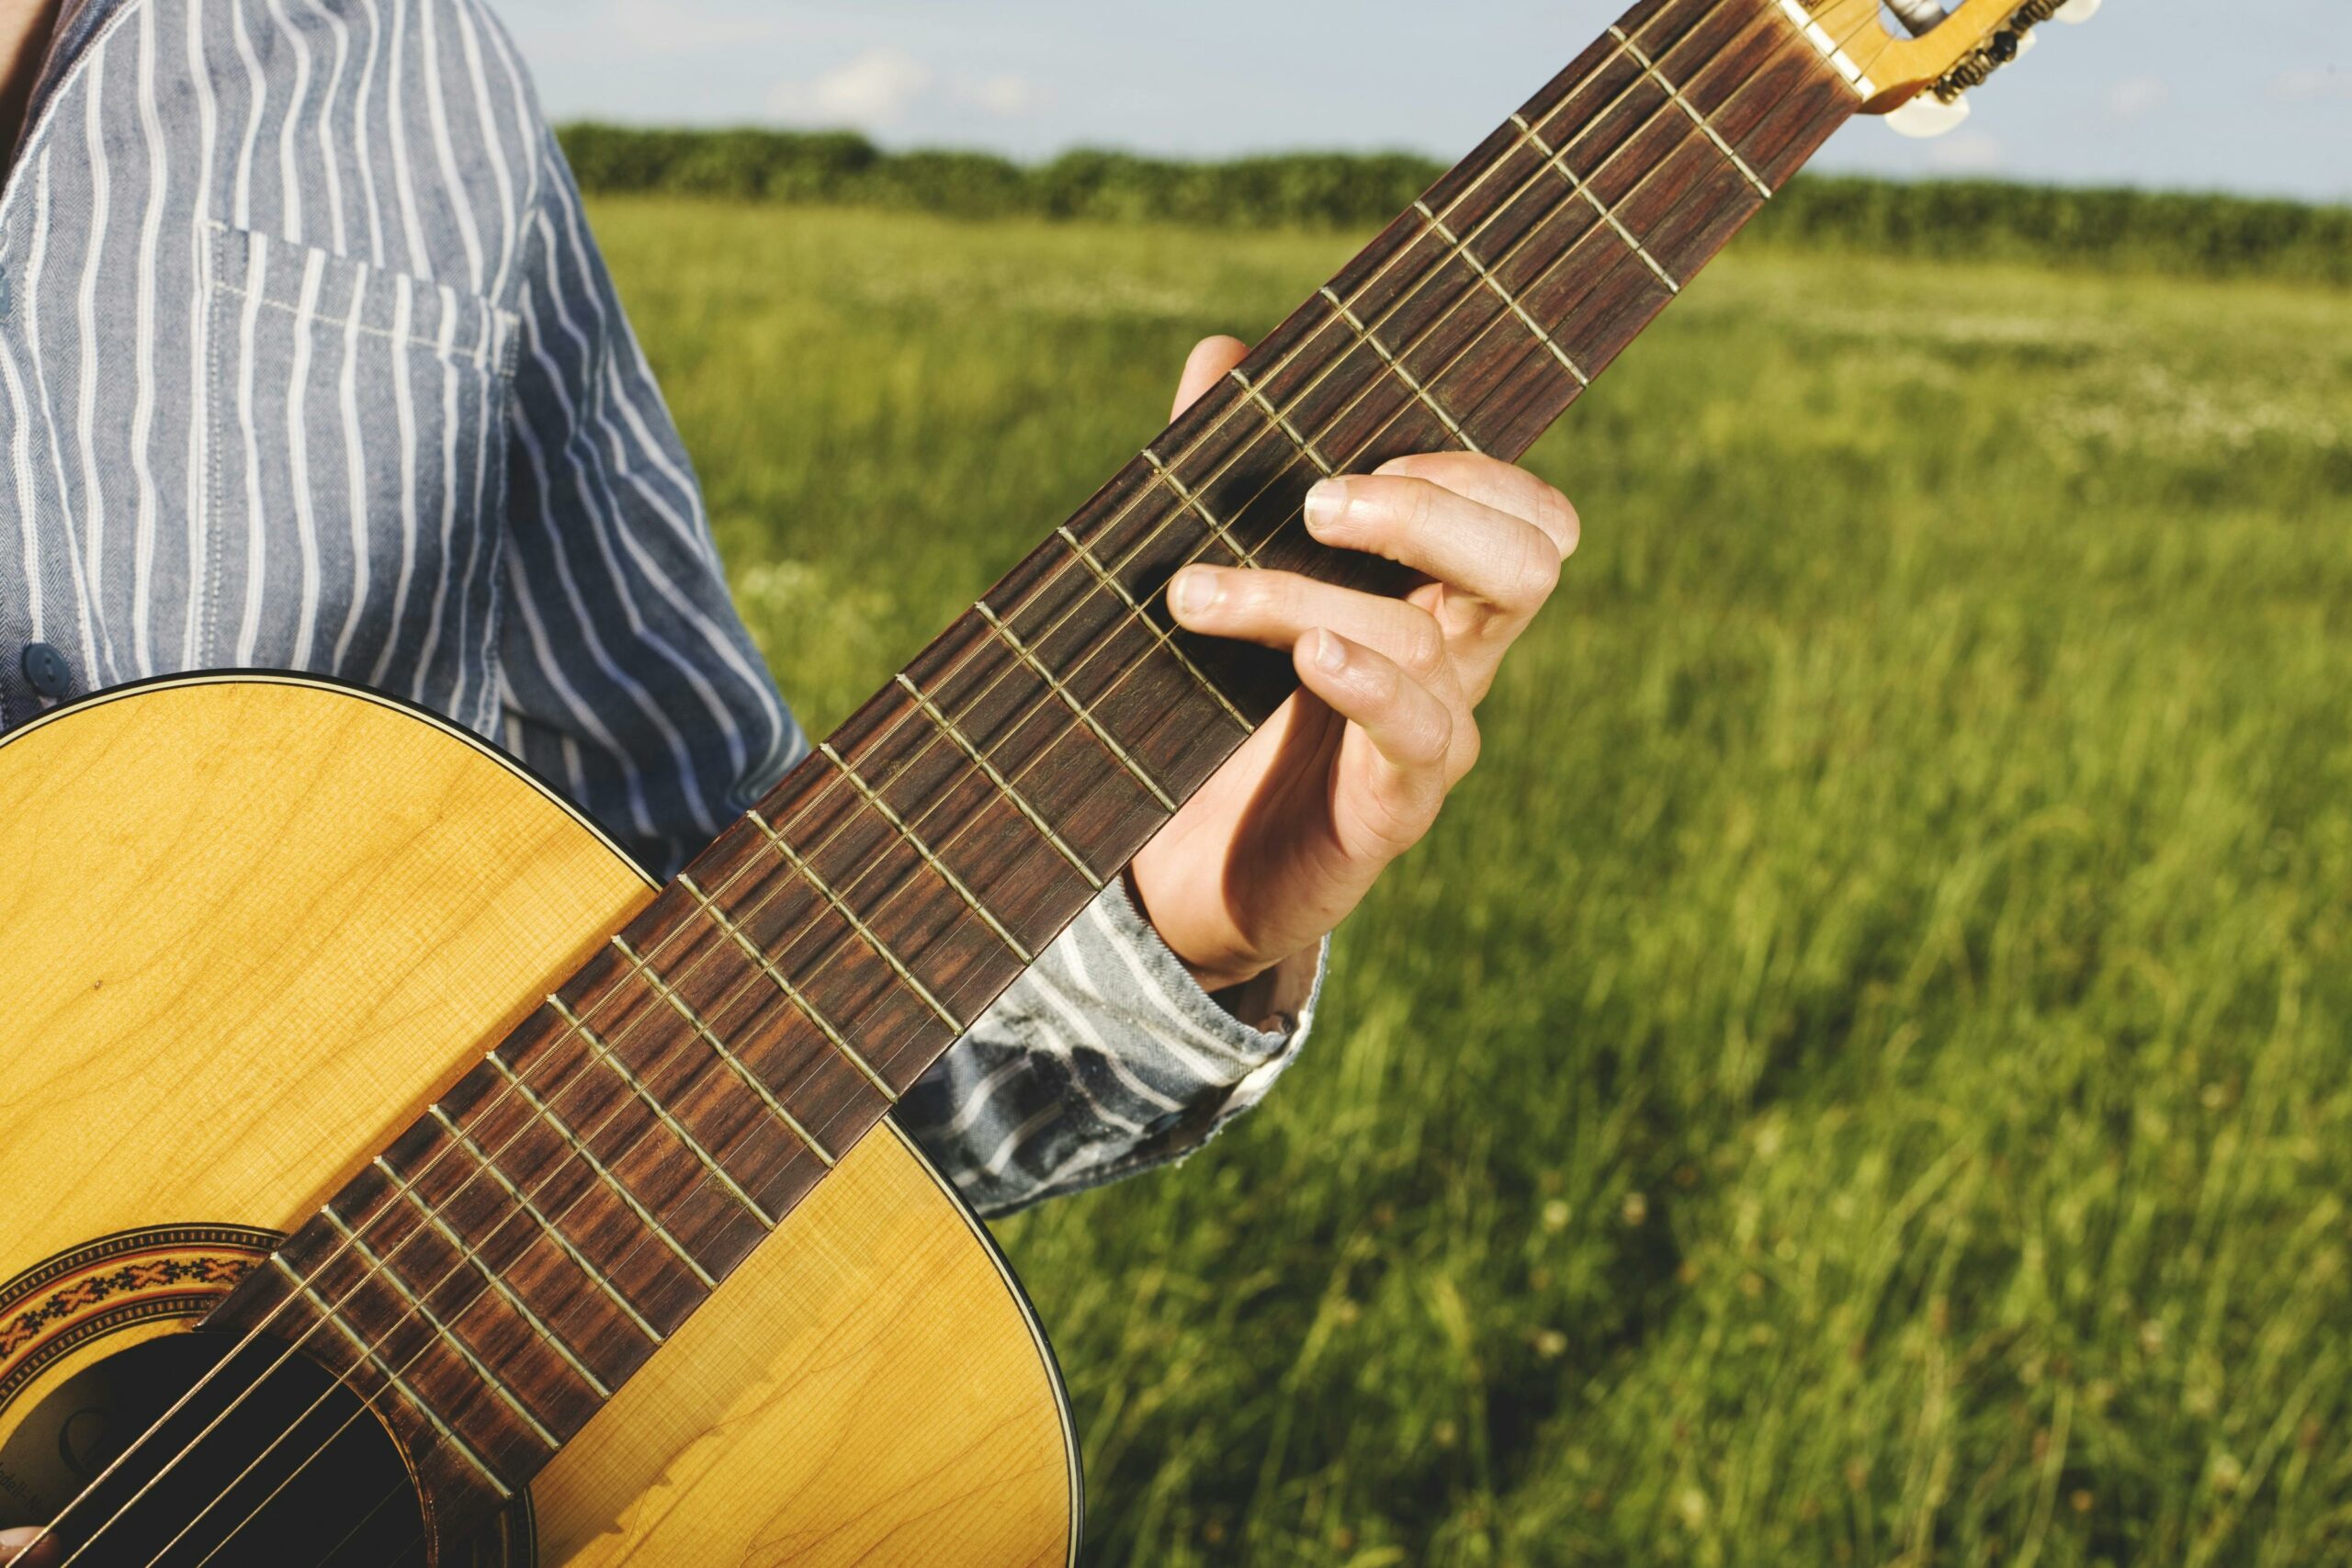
top-left (0, 0), bottom-right (1319, 1216)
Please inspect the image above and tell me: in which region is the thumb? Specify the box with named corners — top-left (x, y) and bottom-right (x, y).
top-left (1171, 335), bottom-right (1250, 420)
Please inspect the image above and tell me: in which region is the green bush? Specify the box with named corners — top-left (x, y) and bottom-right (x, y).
top-left (1749, 177), bottom-right (2352, 286)
top-left (554, 123), bottom-right (2349, 284)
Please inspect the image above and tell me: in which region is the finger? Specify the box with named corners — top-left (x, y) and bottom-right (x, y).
top-left (1171, 335), bottom-right (1249, 420)
top-left (1170, 565), bottom-right (1453, 691)
top-left (1303, 473), bottom-right (1563, 625)
top-left (0, 1529), bottom-right (57, 1566)
top-left (1294, 629), bottom-right (1460, 852)
top-left (1372, 452), bottom-right (1579, 561)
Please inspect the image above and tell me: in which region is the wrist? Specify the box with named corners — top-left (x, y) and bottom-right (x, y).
top-left (1119, 865), bottom-right (1272, 997)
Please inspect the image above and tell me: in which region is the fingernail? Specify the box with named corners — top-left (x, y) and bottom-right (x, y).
top-left (1303, 478), bottom-right (1351, 536)
top-left (1170, 567), bottom-right (1222, 617)
top-left (1312, 628), bottom-right (1348, 672)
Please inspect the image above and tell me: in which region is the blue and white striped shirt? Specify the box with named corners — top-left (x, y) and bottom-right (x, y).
top-left (0, 0), bottom-right (1318, 1215)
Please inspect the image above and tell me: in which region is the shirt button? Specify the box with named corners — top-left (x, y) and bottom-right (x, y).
top-left (20, 642), bottom-right (73, 700)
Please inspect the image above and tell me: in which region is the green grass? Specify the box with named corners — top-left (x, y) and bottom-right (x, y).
top-left (594, 197), bottom-right (2352, 1566)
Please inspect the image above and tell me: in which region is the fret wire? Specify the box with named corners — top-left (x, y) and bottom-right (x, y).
top-left (1138, 447), bottom-right (1263, 570)
top-left (1411, 198), bottom-right (1602, 381)
top-left (425, 1104), bottom-right (668, 1344)
top-left (167, 10), bottom-right (1841, 1493)
top-left (318, 1207), bottom-right (561, 1449)
top-left (1227, 368), bottom-right (1337, 476)
top-left (1610, 22), bottom-right (1775, 197)
top-left (894, 671), bottom-right (1106, 893)
top-left (818, 742), bottom-right (1036, 964)
top-left (549, 995), bottom-right (781, 1228)
top-left (267, 1254), bottom-right (514, 1495)
top-left (1316, 286), bottom-right (1490, 451)
top-left (1504, 115), bottom-right (1683, 294)
top-left (974, 601), bottom-right (1180, 811)
top-left (676, 874), bottom-right (899, 1102)
top-left (1773, 0), bottom-right (1880, 96)
top-left (610, 936), bottom-right (839, 1169)
top-left (483, 1048), bottom-right (725, 1283)
top-left (745, 806), bottom-right (969, 1035)
top-left (1054, 524), bottom-right (1252, 731)
top-left (367, 1157), bottom-right (616, 1398)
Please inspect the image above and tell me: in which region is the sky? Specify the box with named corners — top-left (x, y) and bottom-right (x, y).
top-left (496, 2), bottom-right (2350, 205)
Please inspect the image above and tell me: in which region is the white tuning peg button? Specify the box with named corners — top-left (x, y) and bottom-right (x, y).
top-left (1886, 92), bottom-right (1972, 139)
top-left (2055, 0), bottom-right (2101, 21)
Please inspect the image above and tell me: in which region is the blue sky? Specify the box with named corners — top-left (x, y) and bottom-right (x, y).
top-left (498, 2), bottom-right (2348, 203)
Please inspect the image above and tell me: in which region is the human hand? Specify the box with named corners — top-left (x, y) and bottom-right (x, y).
top-left (1131, 336), bottom-right (1578, 996)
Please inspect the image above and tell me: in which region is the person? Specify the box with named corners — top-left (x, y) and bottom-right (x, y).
top-left (0, 0), bottom-right (1573, 1549)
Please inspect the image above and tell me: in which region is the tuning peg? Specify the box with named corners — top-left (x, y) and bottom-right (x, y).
top-left (1887, 92), bottom-right (1973, 139)
top-left (2054, 0), bottom-right (2101, 20)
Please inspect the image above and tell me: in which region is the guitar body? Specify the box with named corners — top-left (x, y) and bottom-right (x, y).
top-left (0, 676), bottom-right (1079, 1566)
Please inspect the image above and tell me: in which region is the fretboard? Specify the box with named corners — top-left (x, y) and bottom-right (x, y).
top-left (205, 0), bottom-right (1864, 1540)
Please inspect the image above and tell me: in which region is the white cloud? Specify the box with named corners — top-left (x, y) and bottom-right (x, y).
top-left (2102, 75), bottom-right (2168, 122)
top-left (768, 49), bottom-right (935, 130)
top-left (1924, 130), bottom-right (2005, 175)
top-left (765, 50), bottom-right (1040, 131)
top-left (965, 73), bottom-right (1038, 120)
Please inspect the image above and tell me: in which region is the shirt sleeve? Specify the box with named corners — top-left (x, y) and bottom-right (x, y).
top-left (496, 132), bottom-right (804, 877)
top-left (497, 130), bottom-right (1326, 1216)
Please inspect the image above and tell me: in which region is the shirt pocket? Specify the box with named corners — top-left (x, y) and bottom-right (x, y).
top-left (202, 222), bottom-right (520, 729)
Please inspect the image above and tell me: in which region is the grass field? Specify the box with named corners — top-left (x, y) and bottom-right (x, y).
top-left (593, 197), bottom-right (2352, 1566)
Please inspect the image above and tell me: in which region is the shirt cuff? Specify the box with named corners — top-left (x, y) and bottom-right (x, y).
top-left (894, 875), bottom-right (1330, 1218)
top-left (1082, 873), bottom-right (1329, 1140)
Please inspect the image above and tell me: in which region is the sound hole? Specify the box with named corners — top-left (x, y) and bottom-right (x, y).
top-left (6, 1330), bottom-right (427, 1566)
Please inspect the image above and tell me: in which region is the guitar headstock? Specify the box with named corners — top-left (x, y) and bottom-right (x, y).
top-left (1791, 0), bottom-right (2100, 136)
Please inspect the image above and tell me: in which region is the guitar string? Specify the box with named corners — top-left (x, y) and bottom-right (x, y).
top-left (74, 6), bottom-right (1877, 1559)
top-left (44, 5), bottom-right (1876, 1559)
top-left (159, 9), bottom-right (1884, 1562)
top-left (305, 1479), bottom-right (414, 1568)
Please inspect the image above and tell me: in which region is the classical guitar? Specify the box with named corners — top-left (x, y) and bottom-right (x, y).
top-left (0, 1), bottom-right (2085, 1562)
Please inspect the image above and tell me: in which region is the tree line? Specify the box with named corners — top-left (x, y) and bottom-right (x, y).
top-left (555, 124), bottom-right (2348, 287)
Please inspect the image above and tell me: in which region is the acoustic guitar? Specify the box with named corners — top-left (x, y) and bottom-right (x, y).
top-left (0, 2), bottom-right (2085, 1562)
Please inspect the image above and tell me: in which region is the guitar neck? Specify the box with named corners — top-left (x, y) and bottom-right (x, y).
top-left (212, 0), bottom-right (1864, 1535)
